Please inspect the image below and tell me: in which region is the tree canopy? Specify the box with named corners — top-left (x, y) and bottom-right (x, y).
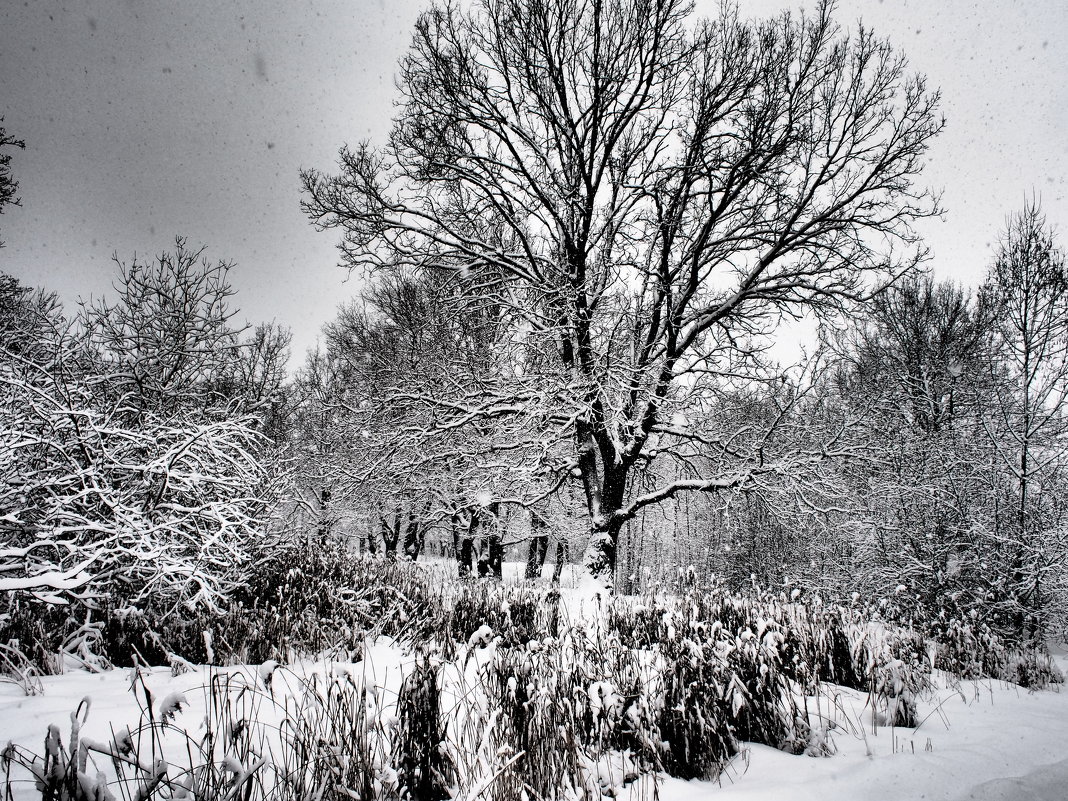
top-left (303, 0), bottom-right (944, 583)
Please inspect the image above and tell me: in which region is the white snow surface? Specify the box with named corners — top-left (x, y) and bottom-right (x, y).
top-left (2, 638), bottom-right (1067, 801)
top-left (664, 675), bottom-right (1068, 801)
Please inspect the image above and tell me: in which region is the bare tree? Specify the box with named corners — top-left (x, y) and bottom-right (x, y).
top-left (303, 0), bottom-right (942, 584)
top-left (82, 238), bottom-right (245, 419)
top-left (316, 276), bottom-right (459, 550)
top-left (0, 119), bottom-right (25, 247)
top-left (289, 346), bottom-right (346, 542)
top-left (0, 260), bottom-right (288, 616)
top-left (301, 269), bottom-right (559, 569)
top-left (819, 277), bottom-right (1002, 621)
top-left (0, 273), bottom-right (64, 360)
top-left (215, 321), bottom-right (294, 443)
top-left (847, 277), bottom-right (988, 433)
top-left (980, 201), bottom-right (1068, 633)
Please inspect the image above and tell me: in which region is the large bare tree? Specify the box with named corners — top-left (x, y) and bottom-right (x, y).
top-left (303, 0), bottom-right (942, 584)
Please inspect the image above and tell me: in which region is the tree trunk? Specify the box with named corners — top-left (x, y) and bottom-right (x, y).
top-left (403, 502), bottom-right (430, 561)
top-left (526, 513), bottom-right (549, 580)
top-left (552, 539), bottom-right (570, 584)
top-left (577, 447), bottom-right (629, 588)
top-left (450, 508), bottom-right (459, 562)
top-left (580, 474), bottom-right (627, 587)
top-left (486, 537), bottom-right (503, 579)
top-left (455, 507), bottom-right (476, 578)
top-left (583, 520), bottom-right (621, 586)
top-left (382, 508), bottom-right (401, 560)
top-left (478, 501), bottom-right (503, 579)
top-left (317, 487), bottom-right (333, 545)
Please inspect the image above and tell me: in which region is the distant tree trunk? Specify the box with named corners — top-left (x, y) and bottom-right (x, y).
top-left (526, 513), bottom-right (549, 580)
top-left (403, 508), bottom-right (419, 561)
top-left (366, 520), bottom-right (378, 555)
top-left (450, 506), bottom-right (461, 563)
top-left (455, 507), bottom-right (476, 578)
top-left (403, 501), bottom-right (431, 561)
top-left (552, 539), bottom-right (570, 584)
top-left (486, 537), bottom-right (504, 579)
top-left (317, 487), bottom-right (333, 545)
top-left (382, 507), bottom-right (401, 560)
top-left (479, 501), bottom-right (503, 579)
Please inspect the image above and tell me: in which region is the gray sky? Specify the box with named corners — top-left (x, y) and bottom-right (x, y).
top-left (1, 0), bottom-right (1065, 364)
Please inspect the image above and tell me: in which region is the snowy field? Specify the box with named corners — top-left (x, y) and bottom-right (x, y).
top-left (3, 633), bottom-right (1066, 801)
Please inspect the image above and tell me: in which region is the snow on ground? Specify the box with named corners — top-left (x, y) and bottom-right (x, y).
top-left (662, 665), bottom-right (1068, 801)
top-left (2, 639), bottom-right (1068, 801)
top-left (0, 639), bottom-right (413, 801)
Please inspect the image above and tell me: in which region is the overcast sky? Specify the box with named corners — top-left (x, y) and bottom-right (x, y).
top-left (1, 0), bottom-right (1065, 363)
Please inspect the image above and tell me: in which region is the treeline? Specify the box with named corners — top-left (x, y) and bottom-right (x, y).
top-left (294, 200), bottom-right (1068, 644)
top-left (287, 0), bottom-right (1068, 644)
top-left (3, 204), bottom-right (1063, 666)
top-left (2, 0), bottom-right (1067, 666)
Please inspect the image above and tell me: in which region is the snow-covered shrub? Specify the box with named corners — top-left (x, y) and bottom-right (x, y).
top-left (0, 640), bottom-right (43, 695)
top-left (0, 535), bottom-right (444, 675)
top-left (929, 615), bottom-right (1006, 680)
top-left (849, 624), bottom-right (931, 728)
top-left (446, 582), bottom-right (556, 647)
top-left (3, 664), bottom-right (394, 801)
top-left (7, 571), bottom-right (1067, 801)
top-left (727, 623), bottom-right (810, 752)
top-left (0, 340), bottom-right (276, 615)
top-left (783, 608), bottom-right (866, 691)
top-left (648, 606), bottom-right (810, 774)
top-left (878, 596), bottom-right (1063, 688)
top-left (0, 258), bottom-right (293, 672)
top-left (395, 656), bottom-right (451, 799)
top-left (454, 618), bottom-right (660, 798)
top-left (0, 598), bottom-right (70, 674)
top-left (1003, 648), bottom-right (1065, 689)
top-left (656, 638), bottom-right (739, 779)
top-left (478, 637), bottom-right (587, 798)
top-left (600, 589), bottom-right (820, 776)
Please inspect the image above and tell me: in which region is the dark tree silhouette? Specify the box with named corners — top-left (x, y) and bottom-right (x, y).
top-left (0, 119), bottom-right (26, 248)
